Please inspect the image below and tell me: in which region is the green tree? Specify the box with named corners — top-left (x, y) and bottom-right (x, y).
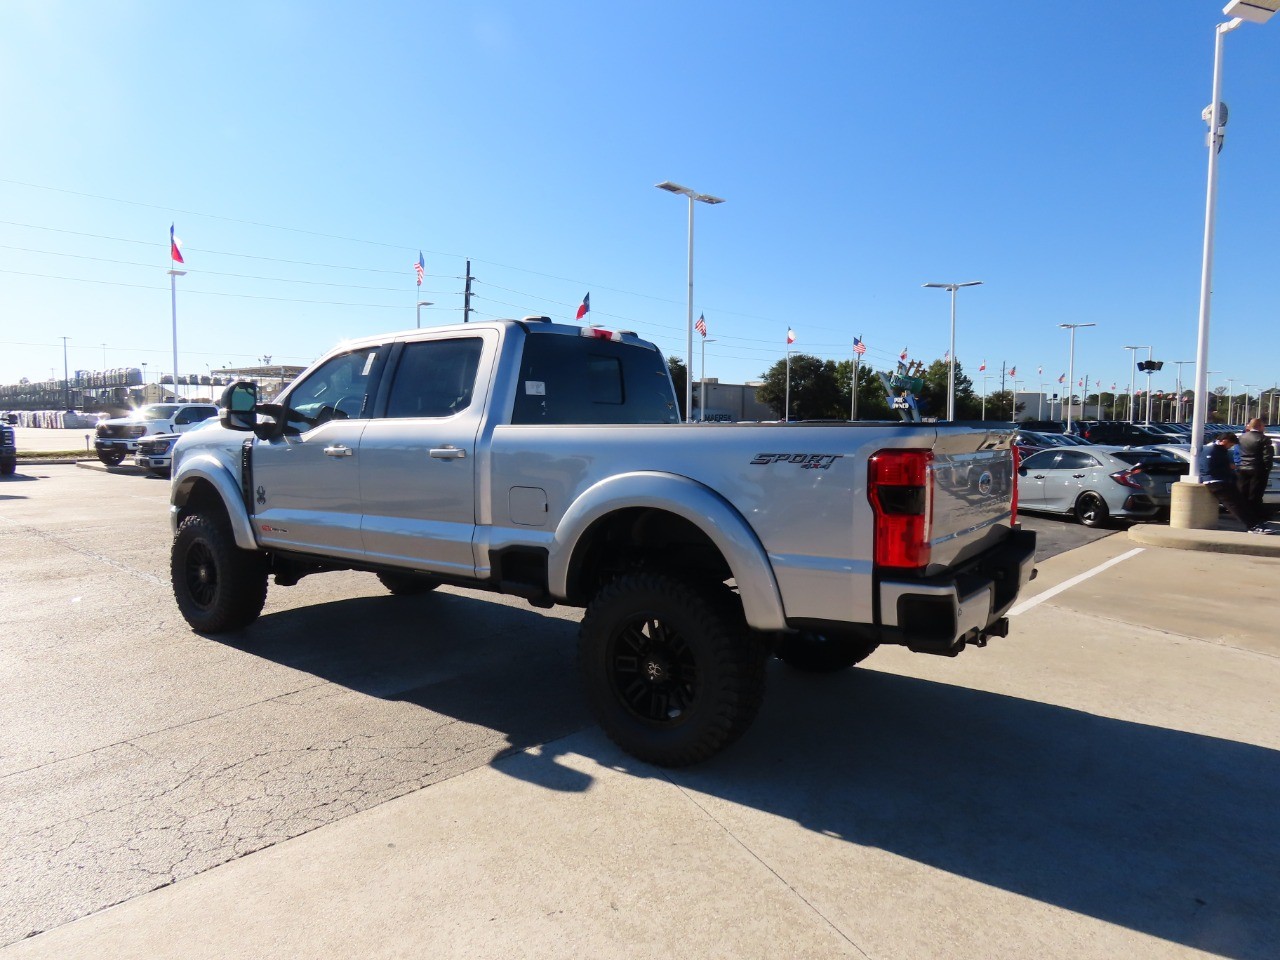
top-left (667, 356), bottom-right (687, 420)
top-left (834, 359), bottom-right (891, 420)
top-left (755, 354), bottom-right (844, 420)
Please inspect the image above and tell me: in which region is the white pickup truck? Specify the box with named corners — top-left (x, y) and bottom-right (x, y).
top-left (169, 318), bottom-right (1035, 765)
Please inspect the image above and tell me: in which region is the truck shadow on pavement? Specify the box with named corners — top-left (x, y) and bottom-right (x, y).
top-left (664, 664), bottom-right (1279, 960)
top-left (221, 591), bottom-right (1275, 959)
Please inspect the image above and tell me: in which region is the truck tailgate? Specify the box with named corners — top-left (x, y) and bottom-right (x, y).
top-left (928, 427), bottom-right (1016, 572)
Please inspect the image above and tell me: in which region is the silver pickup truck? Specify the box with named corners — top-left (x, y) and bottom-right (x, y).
top-left (169, 318), bottom-right (1035, 765)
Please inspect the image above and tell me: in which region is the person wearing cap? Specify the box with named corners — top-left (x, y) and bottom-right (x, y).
top-left (1204, 432), bottom-right (1270, 534)
top-left (1237, 418), bottom-right (1274, 521)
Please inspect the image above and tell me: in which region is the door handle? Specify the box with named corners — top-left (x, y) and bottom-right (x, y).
top-left (429, 446), bottom-right (467, 460)
top-left (1034, 474), bottom-right (1046, 479)
top-left (1072, 473), bottom-right (1085, 478)
top-left (323, 444), bottom-right (353, 458)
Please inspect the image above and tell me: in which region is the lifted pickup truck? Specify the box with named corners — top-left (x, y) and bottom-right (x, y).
top-left (169, 318), bottom-right (1035, 765)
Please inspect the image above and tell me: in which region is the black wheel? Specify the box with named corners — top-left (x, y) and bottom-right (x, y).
top-left (1076, 492), bottom-right (1110, 528)
top-left (0, 458), bottom-right (14, 476)
top-left (775, 631), bottom-right (878, 672)
top-left (376, 571), bottom-right (440, 595)
top-left (171, 514), bottom-right (268, 632)
top-left (579, 573), bottom-right (766, 767)
top-left (97, 449), bottom-right (126, 466)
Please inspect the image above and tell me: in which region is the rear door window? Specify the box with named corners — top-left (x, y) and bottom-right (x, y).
top-left (383, 338), bottom-right (484, 419)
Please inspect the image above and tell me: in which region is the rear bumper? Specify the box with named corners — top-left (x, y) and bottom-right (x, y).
top-left (876, 528), bottom-right (1037, 655)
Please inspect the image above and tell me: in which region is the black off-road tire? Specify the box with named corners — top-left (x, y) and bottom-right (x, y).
top-left (376, 571), bottom-right (441, 595)
top-left (775, 631), bottom-right (879, 673)
top-left (0, 458), bottom-right (15, 476)
top-left (1076, 492), bottom-right (1110, 529)
top-left (171, 514), bottom-right (268, 633)
top-left (579, 573), bottom-right (766, 767)
top-left (97, 449), bottom-right (126, 466)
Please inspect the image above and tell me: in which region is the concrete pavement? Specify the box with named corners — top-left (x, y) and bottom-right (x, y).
top-left (4, 534), bottom-right (1277, 960)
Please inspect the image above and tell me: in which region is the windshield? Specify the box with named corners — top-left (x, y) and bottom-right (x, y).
top-left (139, 405), bottom-right (180, 420)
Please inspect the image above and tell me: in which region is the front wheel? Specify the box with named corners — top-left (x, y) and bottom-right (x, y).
top-left (1076, 492), bottom-right (1110, 528)
top-left (171, 514), bottom-right (268, 632)
top-left (775, 631), bottom-right (878, 672)
top-left (97, 449), bottom-right (126, 466)
top-left (579, 573), bottom-right (766, 767)
top-left (0, 458), bottom-right (14, 476)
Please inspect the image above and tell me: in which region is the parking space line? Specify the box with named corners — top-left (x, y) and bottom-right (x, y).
top-left (1007, 547), bottom-right (1145, 617)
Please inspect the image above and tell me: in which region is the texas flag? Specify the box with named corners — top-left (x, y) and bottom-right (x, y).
top-left (695, 313), bottom-right (707, 338)
top-left (978, 359), bottom-right (986, 372)
top-left (786, 328), bottom-right (796, 345)
top-left (576, 293), bottom-right (590, 320)
top-left (1038, 365), bottom-right (1043, 376)
top-left (900, 346), bottom-right (908, 361)
top-left (170, 224), bottom-right (184, 264)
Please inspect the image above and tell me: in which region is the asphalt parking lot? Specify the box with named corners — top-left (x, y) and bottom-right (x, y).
top-left (2, 462), bottom-right (1277, 959)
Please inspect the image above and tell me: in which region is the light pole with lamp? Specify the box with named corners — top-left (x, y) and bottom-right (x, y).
top-left (416, 300), bottom-right (434, 329)
top-left (922, 281), bottom-right (983, 421)
top-left (1187, 0), bottom-right (1276, 483)
top-left (656, 181), bottom-right (725, 423)
top-left (1123, 345), bottom-right (1147, 422)
top-left (1060, 323), bottom-right (1095, 432)
top-left (1243, 384), bottom-right (1257, 423)
top-left (699, 338), bottom-right (717, 421)
top-left (1226, 378), bottom-right (1235, 423)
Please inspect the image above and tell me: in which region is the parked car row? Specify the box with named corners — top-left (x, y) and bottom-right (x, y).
top-left (94, 403), bottom-right (219, 475)
top-left (1017, 445), bottom-right (1189, 528)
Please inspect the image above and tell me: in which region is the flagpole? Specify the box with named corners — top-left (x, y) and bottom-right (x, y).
top-left (785, 348), bottom-right (791, 423)
top-left (168, 270), bottom-right (186, 404)
top-left (850, 335), bottom-right (861, 421)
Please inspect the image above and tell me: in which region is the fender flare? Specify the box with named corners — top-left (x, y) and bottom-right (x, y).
top-left (550, 471), bottom-right (787, 631)
top-left (171, 454), bottom-right (257, 551)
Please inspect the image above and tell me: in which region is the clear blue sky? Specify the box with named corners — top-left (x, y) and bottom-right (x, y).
top-left (1, 1), bottom-right (1277, 403)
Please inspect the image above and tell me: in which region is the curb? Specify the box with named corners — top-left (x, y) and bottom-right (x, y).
top-left (1128, 523), bottom-right (1280, 558)
top-left (74, 460), bottom-right (149, 475)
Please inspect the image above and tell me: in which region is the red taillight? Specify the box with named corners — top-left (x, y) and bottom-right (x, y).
top-left (1110, 468), bottom-right (1143, 489)
top-left (868, 449), bottom-right (933, 570)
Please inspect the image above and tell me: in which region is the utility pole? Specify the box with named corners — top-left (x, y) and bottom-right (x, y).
top-left (463, 259), bottom-right (473, 323)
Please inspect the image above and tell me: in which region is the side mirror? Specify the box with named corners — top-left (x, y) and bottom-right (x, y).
top-left (221, 381), bottom-right (258, 432)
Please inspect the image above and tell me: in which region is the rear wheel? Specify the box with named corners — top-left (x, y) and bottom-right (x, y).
top-left (1076, 492), bottom-right (1110, 528)
top-left (171, 514), bottom-right (268, 632)
top-left (775, 631), bottom-right (878, 672)
top-left (579, 573), bottom-right (766, 767)
top-left (376, 571), bottom-right (441, 595)
top-left (0, 458), bottom-right (14, 476)
top-left (97, 449), bottom-right (126, 466)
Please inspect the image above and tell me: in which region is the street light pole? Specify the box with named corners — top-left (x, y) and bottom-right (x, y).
top-left (1243, 384), bottom-right (1257, 422)
top-left (1171, 360), bottom-right (1195, 422)
top-left (923, 280), bottom-right (983, 421)
top-left (1123, 346), bottom-right (1147, 423)
top-left (1060, 323), bottom-right (1096, 432)
top-left (981, 374), bottom-right (993, 419)
top-left (416, 300), bottom-right (434, 329)
top-left (656, 181), bottom-right (725, 423)
top-left (1189, 1), bottom-right (1276, 479)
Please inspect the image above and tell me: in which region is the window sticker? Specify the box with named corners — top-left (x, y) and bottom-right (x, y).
top-left (361, 352), bottom-right (377, 376)
top-left (525, 381), bottom-right (546, 396)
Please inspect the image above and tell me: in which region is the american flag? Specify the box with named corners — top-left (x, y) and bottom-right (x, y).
top-left (853, 336), bottom-right (866, 356)
top-left (695, 313), bottom-right (707, 338)
top-left (1058, 373), bottom-right (1066, 384)
top-left (1008, 365), bottom-right (1017, 376)
top-left (414, 252), bottom-right (425, 286)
